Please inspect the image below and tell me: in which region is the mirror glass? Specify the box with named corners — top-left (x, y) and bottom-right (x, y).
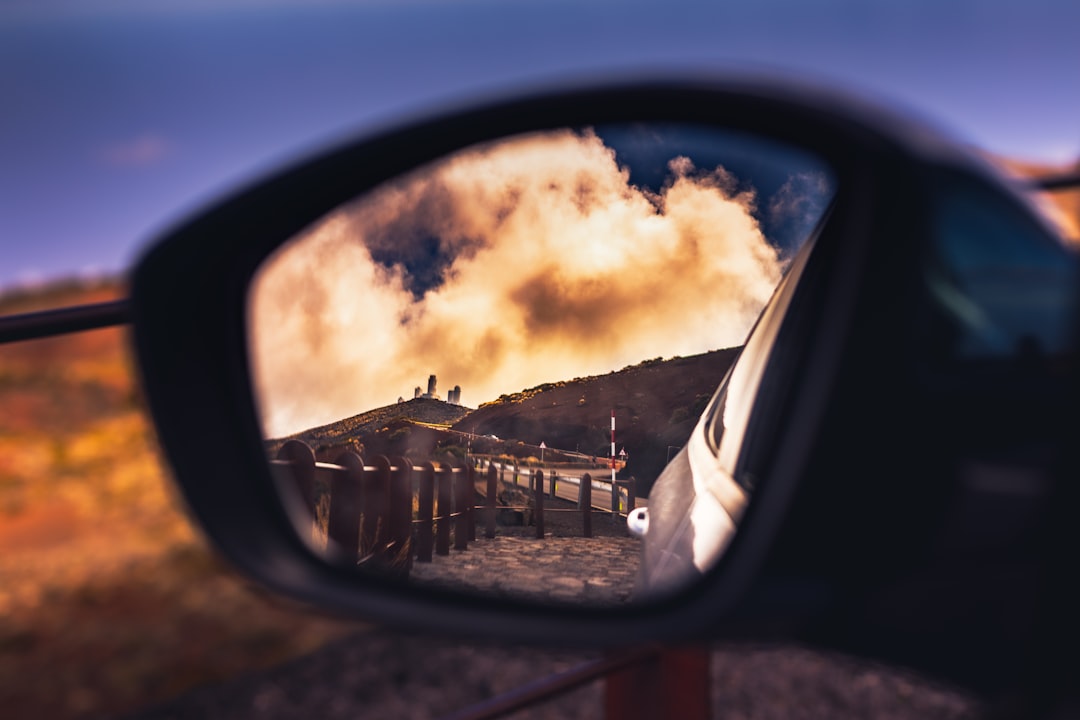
top-left (247, 124), bottom-right (835, 606)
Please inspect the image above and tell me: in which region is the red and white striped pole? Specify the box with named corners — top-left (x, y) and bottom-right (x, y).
top-left (610, 409), bottom-right (616, 486)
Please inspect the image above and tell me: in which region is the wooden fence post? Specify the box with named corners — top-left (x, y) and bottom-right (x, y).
top-left (581, 472), bottom-right (592, 538)
top-left (435, 463), bottom-right (452, 556)
top-left (416, 462), bottom-right (435, 562)
top-left (534, 470), bottom-right (545, 539)
top-left (328, 451), bottom-right (363, 566)
top-left (277, 440), bottom-right (317, 541)
top-left (454, 464), bottom-right (469, 551)
top-left (363, 456), bottom-right (392, 557)
top-left (389, 456), bottom-right (413, 573)
top-left (486, 463), bottom-right (497, 539)
top-left (467, 463), bottom-right (477, 542)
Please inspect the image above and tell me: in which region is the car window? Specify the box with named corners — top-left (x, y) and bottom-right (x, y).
top-left (925, 172), bottom-right (1076, 364)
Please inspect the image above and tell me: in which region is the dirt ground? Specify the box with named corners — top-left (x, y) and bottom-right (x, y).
top-left (124, 630), bottom-right (983, 720)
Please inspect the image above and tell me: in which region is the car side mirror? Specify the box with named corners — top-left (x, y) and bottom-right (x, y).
top-left (129, 78), bottom-right (1079, 684)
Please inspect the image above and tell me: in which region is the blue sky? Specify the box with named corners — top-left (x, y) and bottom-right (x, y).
top-left (2, 0), bottom-right (1078, 291)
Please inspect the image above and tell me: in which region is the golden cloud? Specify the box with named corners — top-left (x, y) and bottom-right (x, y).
top-left (250, 129), bottom-right (800, 437)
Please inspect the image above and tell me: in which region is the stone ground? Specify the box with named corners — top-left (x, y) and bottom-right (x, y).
top-left (408, 493), bottom-right (641, 605)
top-left (409, 535), bottom-right (640, 605)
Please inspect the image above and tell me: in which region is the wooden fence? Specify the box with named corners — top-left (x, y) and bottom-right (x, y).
top-left (270, 439), bottom-right (635, 573)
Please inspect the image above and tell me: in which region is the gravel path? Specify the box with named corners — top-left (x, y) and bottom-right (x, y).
top-left (124, 630), bottom-right (983, 720)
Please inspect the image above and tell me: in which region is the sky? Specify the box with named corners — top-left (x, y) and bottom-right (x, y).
top-left (248, 127), bottom-right (834, 435)
top-left (1, 0), bottom-right (1079, 292)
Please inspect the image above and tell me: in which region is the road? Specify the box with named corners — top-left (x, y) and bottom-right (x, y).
top-left (477, 459), bottom-right (645, 513)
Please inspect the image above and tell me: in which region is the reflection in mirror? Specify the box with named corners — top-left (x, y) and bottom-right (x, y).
top-left (247, 125), bottom-right (834, 606)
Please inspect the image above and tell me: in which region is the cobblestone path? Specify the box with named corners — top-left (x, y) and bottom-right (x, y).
top-left (408, 534), bottom-right (641, 605)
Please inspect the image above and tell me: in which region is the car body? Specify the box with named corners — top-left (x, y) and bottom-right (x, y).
top-left (636, 127), bottom-right (1077, 698)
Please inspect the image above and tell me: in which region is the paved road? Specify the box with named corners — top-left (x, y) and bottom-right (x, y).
top-left (480, 461), bottom-right (644, 513)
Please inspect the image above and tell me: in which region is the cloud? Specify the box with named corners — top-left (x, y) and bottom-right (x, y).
top-left (766, 171), bottom-right (832, 256)
top-left (96, 133), bottom-right (171, 168)
top-left (250, 129), bottom-right (804, 437)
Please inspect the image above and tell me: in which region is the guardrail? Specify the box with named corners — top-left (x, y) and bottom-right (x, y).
top-left (477, 458), bottom-right (638, 534)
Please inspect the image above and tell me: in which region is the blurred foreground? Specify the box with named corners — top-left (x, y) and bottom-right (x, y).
top-left (0, 281), bottom-right (365, 719)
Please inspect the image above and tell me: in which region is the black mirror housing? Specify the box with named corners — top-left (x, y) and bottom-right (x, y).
top-left (130, 76), bottom-right (1078, 698)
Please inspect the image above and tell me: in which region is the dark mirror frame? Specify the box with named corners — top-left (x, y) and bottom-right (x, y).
top-left (130, 76), bottom-right (1042, 656)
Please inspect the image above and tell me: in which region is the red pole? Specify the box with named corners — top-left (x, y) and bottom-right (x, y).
top-left (611, 409), bottom-right (617, 482)
top-left (611, 410), bottom-right (617, 519)
top-left (610, 409), bottom-right (615, 473)
top-left (604, 646), bottom-right (711, 720)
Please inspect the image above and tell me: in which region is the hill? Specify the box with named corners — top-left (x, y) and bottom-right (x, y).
top-left (276, 348), bottom-right (742, 496)
top-left (453, 348), bottom-right (741, 495)
top-left (265, 398), bottom-right (473, 460)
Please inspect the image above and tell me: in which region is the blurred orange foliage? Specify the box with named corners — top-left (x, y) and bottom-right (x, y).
top-left (988, 155), bottom-right (1080, 244)
top-left (0, 280), bottom-right (364, 720)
